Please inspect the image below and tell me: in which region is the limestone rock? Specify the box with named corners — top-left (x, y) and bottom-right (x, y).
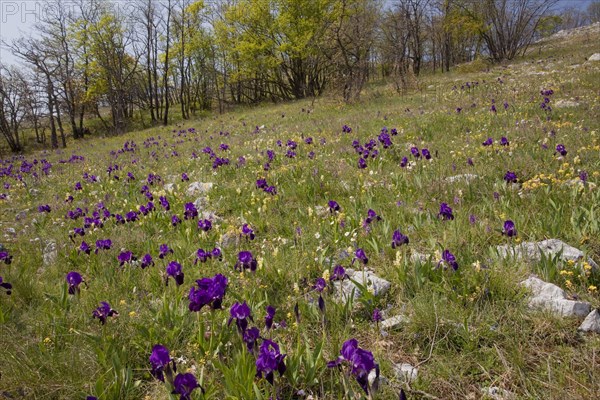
top-left (554, 99), bottom-right (579, 108)
top-left (578, 309), bottom-right (600, 333)
top-left (163, 183), bottom-right (175, 192)
top-left (588, 53), bottom-right (600, 62)
top-left (333, 268), bottom-right (391, 303)
top-left (497, 239), bottom-right (598, 269)
top-left (186, 182), bottom-right (213, 197)
top-left (446, 174), bottom-right (479, 184)
top-left (380, 315), bottom-right (409, 331)
top-left (520, 276), bottom-right (591, 317)
top-left (201, 211), bottom-right (221, 223)
top-left (314, 206), bottom-right (329, 218)
top-left (193, 197), bottom-right (208, 210)
top-left (483, 386), bottom-right (515, 400)
top-left (393, 363), bottom-right (418, 383)
top-left (220, 232), bottom-right (240, 248)
top-left (43, 241), bottom-right (58, 266)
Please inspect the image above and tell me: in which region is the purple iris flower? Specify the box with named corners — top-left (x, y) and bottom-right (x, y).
top-left (79, 241), bottom-right (91, 255)
top-left (500, 136), bottom-right (509, 146)
top-left (141, 254), bottom-right (154, 269)
top-left (171, 215), bottom-right (181, 226)
top-left (139, 205), bottom-right (149, 216)
top-left (342, 125), bottom-right (352, 133)
top-left (331, 265), bottom-right (348, 281)
top-left (166, 261), bottom-right (184, 286)
top-left (502, 220), bottom-right (517, 237)
top-left (327, 338), bottom-right (378, 395)
top-left (118, 251), bottom-right (136, 266)
top-left (482, 137), bottom-right (493, 146)
top-left (469, 214), bottom-right (477, 225)
top-left (159, 196), bottom-right (170, 211)
top-left (314, 277), bottom-right (327, 292)
top-left (172, 373), bottom-right (202, 400)
top-left (556, 144), bottom-right (567, 156)
top-left (365, 209), bottom-right (381, 224)
top-left (378, 132), bottom-right (392, 148)
top-left (159, 244), bottom-right (173, 259)
top-left (358, 157), bottom-right (367, 169)
top-left (181, 173), bottom-right (189, 182)
top-left (183, 202), bottom-right (198, 220)
top-left (421, 148), bottom-right (431, 159)
top-left (0, 276), bottom-right (12, 295)
top-left (467, 157), bottom-right (474, 166)
top-left (228, 301), bottom-right (253, 333)
top-left (195, 248), bottom-right (210, 264)
top-left (265, 305), bottom-right (276, 330)
top-left (188, 273), bottom-right (228, 311)
top-left (95, 239), bottom-right (112, 253)
top-left (255, 339), bottom-right (287, 385)
top-left (197, 219), bottom-right (212, 232)
top-left (411, 147), bottom-right (420, 158)
top-left (0, 251), bottom-right (13, 265)
top-left (92, 301), bottom-right (118, 324)
top-left (211, 247), bottom-right (222, 260)
top-left (38, 204), bottom-right (51, 213)
top-left (440, 250), bottom-right (459, 271)
top-left (305, 137), bottom-right (313, 144)
top-left (149, 344), bottom-right (172, 382)
top-left (235, 251), bottom-right (257, 272)
top-left (372, 308), bottom-right (382, 323)
top-left (264, 186), bottom-right (277, 195)
top-left (256, 179), bottom-right (268, 189)
top-left (242, 223), bottom-right (255, 240)
top-left (66, 271), bottom-right (83, 295)
top-left (391, 229), bottom-right (409, 248)
top-left (243, 327), bottom-right (260, 353)
top-left (400, 157), bottom-right (408, 167)
top-left (438, 203), bottom-right (454, 220)
top-left (115, 214), bottom-right (125, 224)
top-left (74, 182), bottom-right (82, 191)
top-left (504, 171), bottom-right (517, 183)
top-left (354, 248), bottom-right (368, 265)
top-left (328, 200), bottom-right (341, 213)
top-left (580, 170), bottom-right (588, 182)
top-left (125, 211), bottom-right (138, 222)
top-left (287, 140), bottom-right (297, 149)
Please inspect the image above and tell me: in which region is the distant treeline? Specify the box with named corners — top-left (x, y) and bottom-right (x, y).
top-left (1, 0), bottom-right (598, 153)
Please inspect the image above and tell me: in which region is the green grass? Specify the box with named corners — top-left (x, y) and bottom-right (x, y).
top-left (0, 27), bottom-right (599, 399)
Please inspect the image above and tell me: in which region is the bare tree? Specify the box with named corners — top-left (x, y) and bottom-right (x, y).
top-left (476, 0), bottom-right (558, 62)
top-left (0, 66), bottom-right (28, 152)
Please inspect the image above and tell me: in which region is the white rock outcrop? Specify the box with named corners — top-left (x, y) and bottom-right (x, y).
top-left (520, 276), bottom-right (591, 317)
top-left (497, 239), bottom-right (598, 269)
top-left (393, 363), bottom-right (418, 382)
top-left (186, 182), bottom-right (213, 196)
top-left (333, 268), bottom-right (391, 303)
top-left (578, 309), bottom-right (600, 333)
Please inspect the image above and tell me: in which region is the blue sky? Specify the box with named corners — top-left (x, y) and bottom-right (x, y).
top-left (0, 0), bottom-right (596, 67)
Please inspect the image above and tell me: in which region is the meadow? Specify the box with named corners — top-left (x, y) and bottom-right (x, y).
top-left (1, 26), bottom-right (599, 399)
